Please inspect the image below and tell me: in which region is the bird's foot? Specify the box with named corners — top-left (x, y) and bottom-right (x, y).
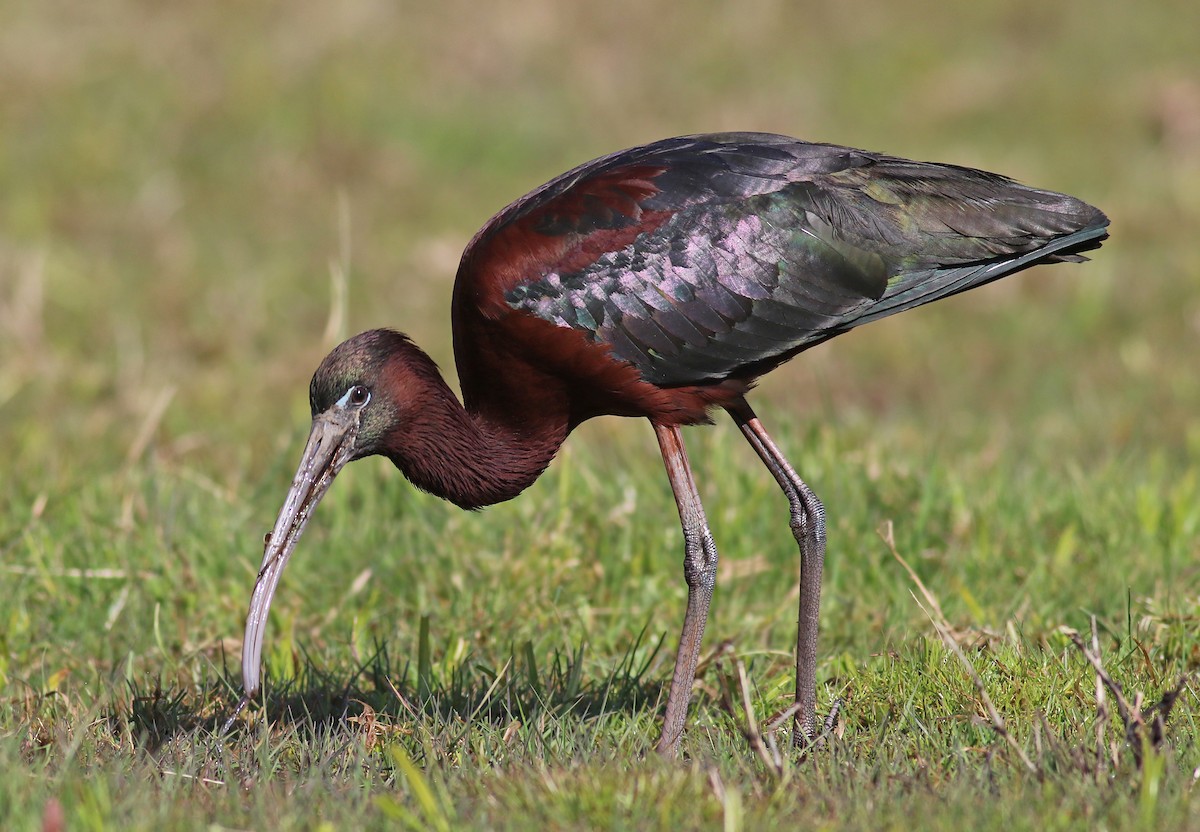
top-left (793, 697), bottom-right (844, 756)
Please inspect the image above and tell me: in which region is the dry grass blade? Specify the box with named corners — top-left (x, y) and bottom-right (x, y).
top-left (322, 190), bottom-right (352, 348)
top-left (880, 521), bottom-right (1039, 776)
top-left (1062, 619), bottom-right (1190, 770)
top-left (446, 658), bottom-right (514, 749)
top-left (763, 701), bottom-right (804, 735)
top-left (1091, 618), bottom-right (1112, 775)
top-left (124, 386), bottom-right (177, 468)
top-left (1, 566), bottom-right (157, 580)
top-left (714, 643), bottom-right (784, 776)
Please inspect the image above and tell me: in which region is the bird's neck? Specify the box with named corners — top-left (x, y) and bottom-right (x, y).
top-left (382, 355), bottom-right (568, 510)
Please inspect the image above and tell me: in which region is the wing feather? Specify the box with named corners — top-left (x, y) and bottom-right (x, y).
top-left (471, 133), bottom-right (1108, 386)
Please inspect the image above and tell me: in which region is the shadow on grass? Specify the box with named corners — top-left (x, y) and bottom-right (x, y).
top-left (117, 622), bottom-right (668, 755)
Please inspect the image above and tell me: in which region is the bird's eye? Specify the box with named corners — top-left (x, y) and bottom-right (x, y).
top-left (338, 385), bottom-right (371, 409)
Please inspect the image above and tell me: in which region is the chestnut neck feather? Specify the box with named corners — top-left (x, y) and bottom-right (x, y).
top-left (379, 344), bottom-right (568, 511)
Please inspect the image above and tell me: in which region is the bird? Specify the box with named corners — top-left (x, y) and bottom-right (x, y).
top-left (230, 132), bottom-right (1108, 753)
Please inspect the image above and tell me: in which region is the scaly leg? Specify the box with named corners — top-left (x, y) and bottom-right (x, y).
top-left (653, 422), bottom-right (720, 756)
top-left (726, 398), bottom-right (826, 747)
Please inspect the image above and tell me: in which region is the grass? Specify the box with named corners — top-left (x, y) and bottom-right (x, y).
top-left (3, 0), bottom-right (1200, 828)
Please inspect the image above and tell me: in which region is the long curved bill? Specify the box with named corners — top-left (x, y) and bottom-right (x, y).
top-left (239, 409), bottom-right (358, 699)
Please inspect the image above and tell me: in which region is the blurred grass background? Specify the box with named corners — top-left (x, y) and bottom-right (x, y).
top-left (2, 0), bottom-right (1199, 829)
top-left (3, 0), bottom-right (1197, 476)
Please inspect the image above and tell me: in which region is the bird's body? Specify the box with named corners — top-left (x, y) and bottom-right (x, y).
top-left (233, 133), bottom-right (1108, 751)
top-left (454, 133), bottom-right (1104, 424)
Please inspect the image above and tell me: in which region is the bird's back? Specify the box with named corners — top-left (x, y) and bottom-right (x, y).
top-left (454, 133), bottom-right (1108, 409)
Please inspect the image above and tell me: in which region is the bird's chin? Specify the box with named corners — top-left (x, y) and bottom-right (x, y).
top-left (239, 410), bottom-right (358, 699)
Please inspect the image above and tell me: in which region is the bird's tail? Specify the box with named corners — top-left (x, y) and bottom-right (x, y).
top-left (844, 219), bottom-right (1110, 330)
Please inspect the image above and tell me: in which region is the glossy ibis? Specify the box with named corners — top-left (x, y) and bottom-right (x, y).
top-left (232, 132), bottom-right (1108, 753)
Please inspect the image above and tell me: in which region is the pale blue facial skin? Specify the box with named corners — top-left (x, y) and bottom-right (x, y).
top-left (335, 387), bottom-right (371, 409)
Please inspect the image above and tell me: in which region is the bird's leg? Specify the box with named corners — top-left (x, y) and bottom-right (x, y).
top-left (726, 398), bottom-right (826, 748)
top-left (652, 422), bottom-right (720, 756)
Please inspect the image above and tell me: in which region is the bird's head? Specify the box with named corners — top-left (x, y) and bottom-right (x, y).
top-left (306, 328), bottom-right (423, 460)
top-left (239, 329), bottom-right (424, 698)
